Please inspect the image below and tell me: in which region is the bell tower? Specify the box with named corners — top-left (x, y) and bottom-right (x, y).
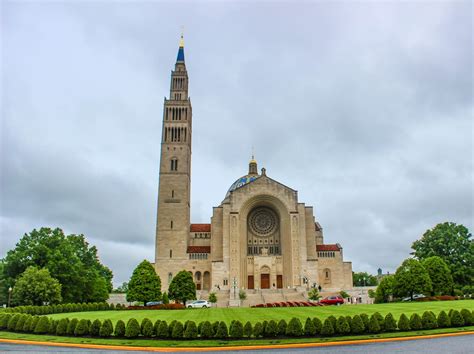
top-left (155, 34), bottom-right (192, 288)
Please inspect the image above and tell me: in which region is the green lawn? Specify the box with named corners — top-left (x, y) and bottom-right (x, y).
top-left (48, 300), bottom-right (474, 325)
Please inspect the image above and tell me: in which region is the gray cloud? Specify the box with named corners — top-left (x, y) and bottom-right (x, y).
top-left (1, 1), bottom-right (472, 285)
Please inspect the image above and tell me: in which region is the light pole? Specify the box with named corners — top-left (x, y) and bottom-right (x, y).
top-left (8, 287), bottom-right (12, 308)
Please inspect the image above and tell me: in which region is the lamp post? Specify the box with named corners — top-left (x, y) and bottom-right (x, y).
top-left (8, 287), bottom-right (12, 308)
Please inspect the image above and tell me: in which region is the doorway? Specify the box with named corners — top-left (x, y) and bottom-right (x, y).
top-left (277, 275), bottom-right (283, 289)
top-left (261, 274), bottom-right (270, 289)
top-left (248, 275), bottom-right (254, 289)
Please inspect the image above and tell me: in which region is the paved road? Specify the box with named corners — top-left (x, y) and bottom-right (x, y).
top-left (0, 334), bottom-right (473, 353)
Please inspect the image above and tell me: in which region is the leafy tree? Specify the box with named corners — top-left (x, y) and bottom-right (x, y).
top-left (183, 320), bottom-right (197, 339)
top-left (56, 317), bottom-right (69, 335)
top-left (308, 288), bottom-right (321, 301)
top-left (412, 222), bottom-right (473, 287)
top-left (208, 292), bottom-right (217, 305)
top-left (2, 228), bottom-right (112, 303)
top-left (450, 310), bottom-right (465, 327)
top-left (15, 314), bottom-right (27, 332)
top-left (352, 272), bottom-right (378, 286)
top-left (168, 270), bottom-right (196, 305)
top-left (74, 319), bottom-right (90, 336)
top-left (114, 320), bottom-right (126, 337)
top-left (393, 258), bottom-right (432, 300)
top-left (66, 318), bottom-right (78, 335)
top-left (162, 292), bottom-right (169, 304)
top-left (34, 316), bottom-right (51, 334)
top-left (421, 311), bottom-right (438, 330)
top-left (368, 289), bottom-right (376, 299)
top-left (141, 318), bottom-right (153, 337)
top-left (112, 282), bottom-right (128, 293)
top-left (460, 309), bottom-right (473, 325)
top-left (239, 289), bottom-right (247, 300)
top-left (360, 313), bottom-right (369, 331)
top-left (320, 318), bottom-right (334, 336)
top-left (421, 257), bottom-right (454, 295)
top-left (374, 275), bottom-right (394, 303)
top-left (11, 266), bottom-right (62, 306)
top-left (7, 314), bottom-right (21, 331)
top-left (339, 290), bottom-right (350, 299)
top-left (99, 319), bottom-right (113, 337)
top-left (126, 260), bottom-right (161, 305)
top-left (153, 320), bottom-right (161, 336)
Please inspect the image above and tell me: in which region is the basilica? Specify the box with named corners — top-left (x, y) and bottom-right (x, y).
top-left (154, 36), bottom-right (353, 303)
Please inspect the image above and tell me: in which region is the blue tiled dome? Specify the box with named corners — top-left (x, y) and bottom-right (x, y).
top-left (226, 175), bottom-right (259, 198)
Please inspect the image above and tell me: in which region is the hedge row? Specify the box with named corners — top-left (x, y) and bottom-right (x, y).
top-left (0, 302), bottom-right (124, 316)
top-left (0, 309), bottom-right (472, 340)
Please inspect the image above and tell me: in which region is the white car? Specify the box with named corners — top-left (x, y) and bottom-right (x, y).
top-left (402, 294), bottom-right (426, 302)
top-left (187, 300), bottom-right (210, 308)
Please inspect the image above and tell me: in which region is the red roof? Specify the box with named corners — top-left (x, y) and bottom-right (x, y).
top-left (190, 224), bottom-right (211, 232)
top-left (316, 244), bottom-right (341, 252)
top-left (187, 246), bottom-right (211, 254)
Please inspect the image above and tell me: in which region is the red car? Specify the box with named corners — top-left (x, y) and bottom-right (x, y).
top-left (319, 296), bottom-right (344, 306)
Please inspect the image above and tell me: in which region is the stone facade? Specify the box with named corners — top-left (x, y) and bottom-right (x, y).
top-left (155, 37), bottom-right (353, 301)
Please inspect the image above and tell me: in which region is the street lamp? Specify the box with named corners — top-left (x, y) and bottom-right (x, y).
top-left (8, 287), bottom-right (12, 308)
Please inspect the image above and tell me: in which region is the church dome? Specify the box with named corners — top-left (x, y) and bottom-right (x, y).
top-left (226, 174), bottom-right (260, 197)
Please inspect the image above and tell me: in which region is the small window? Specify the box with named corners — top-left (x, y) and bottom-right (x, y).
top-left (170, 159), bottom-right (178, 171)
top-left (171, 190), bottom-right (174, 198)
top-left (170, 249), bottom-right (172, 258)
top-left (223, 279), bottom-right (228, 286)
top-left (171, 220), bottom-right (173, 229)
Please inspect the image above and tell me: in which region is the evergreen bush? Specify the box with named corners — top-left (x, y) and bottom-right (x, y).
top-left (409, 314), bottom-right (422, 330)
top-left (215, 321), bottom-right (228, 339)
top-left (368, 314), bottom-right (381, 333)
top-left (34, 317), bottom-right (51, 334)
top-left (89, 319), bottom-right (102, 336)
top-left (15, 315), bottom-right (27, 332)
top-left (168, 320), bottom-right (177, 337)
top-left (398, 314), bottom-right (410, 331)
top-left (384, 313), bottom-right (397, 332)
top-left (320, 318), bottom-right (334, 336)
top-left (0, 314), bottom-right (11, 330)
top-left (312, 317), bottom-right (322, 334)
top-left (99, 319), bottom-right (113, 338)
top-left (421, 311), bottom-right (438, 330)
top-left (153, 320), bottom-right (161, 336)
top-left (74, 319), bottom-right (90, 336)
top-left (262, 320), bottom-right (268, 335)
top-left (22, 316), bottom-right (32, 332)
top-left (327, 315), bottom-right (337, 329)
top-left (351, 315), bottom-right (365, 334)
top-left (360, 313), bottom-right (369, 331)
top-left (171, 321), bottom-right (184, 339)
top-left (437, 311), bottom-right (451, 328)
top-left (49, 319), bottom-right (58, 335)
top-left (460, 309), bottom-right (473, 325)
top-left (286, 317), bottom-right (303, 337)
top-left (66, 318), bottom-right (78, 336)
top-left (156, 321), bottom-right (169, 339)
top-left (212, 321), bottom-right (220, 336)
top-left (197, 321), bottom-right (203, 335)
top-left (7, 314), bottom-right (21, 331)
top-left (229, 320), bottom-right (244, 339)
top-left (141, 318), bottom-right (154, 337)
top-left (114, 320), bottom-right (126, 337)
top-left (125, 318), bottom-right (141, 338)
top-left (184, 321), bottom-right (198, 339)
top-left (450, 310), bottom-right (465, 327)
top-left (304, 317), bottom-right (316, 336)
top-left (277, 319), bottom-right (287, 336)
top-left (56, 318), bottom-right (69, 336)
top-left (243, 321), bottom-right (253, 338)
top-left (335, 316), bottom-right (351, 335)
top-left (264, 320), bottom-right (278, 337)
top-left (373, 312), bottom-right (385, 331)
top-left (30, 316), bottom-right (40, 332)
top-left (200, 321), bottom-right (213, 339)
top-left (253, 322), bottom-right (263, 338)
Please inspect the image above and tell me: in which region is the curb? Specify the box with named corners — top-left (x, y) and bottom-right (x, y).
top-left (0, 331), bottom-right (473, 352)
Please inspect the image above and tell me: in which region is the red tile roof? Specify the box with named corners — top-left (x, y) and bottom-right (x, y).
top-left (187, 246), bottom-right (211, 254)
top-left (316, 244), bottom-right (341, 252)
top-left (190, 224), bottom-right (211, 232)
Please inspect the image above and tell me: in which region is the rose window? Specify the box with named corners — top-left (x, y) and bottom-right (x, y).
top-left (249, 207), bottom-right (278, 236)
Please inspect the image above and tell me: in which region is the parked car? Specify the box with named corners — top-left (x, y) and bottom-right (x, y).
top-left (145, 301), bottom-right (163, 306)
top-left (187, 300), bottom-right (210, 308)
top-left (319, 296), bottom-right (344, 306)
top-left (402, 294), bottom-right (426, 302)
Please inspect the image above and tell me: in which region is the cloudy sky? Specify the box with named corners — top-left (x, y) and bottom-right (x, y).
top-left (1, 1), bottom-right (472, 286)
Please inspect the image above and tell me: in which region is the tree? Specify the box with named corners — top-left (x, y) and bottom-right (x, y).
top-left (393, 258), bottom-right (432, 300)
top-left (12, 266), bottom-right (62, 306)
top-left (352, 272), bottom-right (378, 287)
top-left (112, 282), bottom-right (129, 293)
top-left (2, 228), bottom-right (113, 303)
top-left (411, 222), bottom-right (473, 287)
top-left (339, 290), bottom-right (350, 299)
top-left (168, 270), bottom-right (196, 305)
top-left (208, 292), bottom-right (217, 306)
top-left (126, 260), bottom-right (161, 305)
top-left (421, 257), bottom-right (454, 295)
top-left (308, 288), bottom-right (321, 301)
top-left (374, 275), bottom-right (394, 303)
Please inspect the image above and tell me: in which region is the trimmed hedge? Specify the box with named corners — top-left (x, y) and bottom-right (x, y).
top-left (1, 302), bottom-right (116, 316)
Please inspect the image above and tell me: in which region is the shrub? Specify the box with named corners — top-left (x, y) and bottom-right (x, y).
top-left (369, 314), bottom-right (381, 333)
top-left (183, 320), bottom-right (198, 339)
top-left (360, 313), bottom-right (369, 331)
top-left (49, 319), bottom-right (58, 335)
top-left (384, 313), bottom-right (397, 332)
top-left (239, 289), bottom-right (247, 300)
top-left (99, 319), bottom-right (113, 337)
top-left (253, 322), bottom-right (263, 338)
top-left (22, 316), bottom-right (32, 332)
top-left (336, 316), bottom-right (351, 335)
top-left (243, 321), bottom-right (252, 338)
top-left (168, 320), bottom-right (177, 337)
top-left (141, 318), bottom-right (154, 337)
top-left (304, 317), bottom-right (316, 336)
top-left (200, 321), bottom-right (213, 339)
top-left (229, 320), bottom-right (243, 339)
top-left (212, 321), bottom-right (219, 336)
top-left (421, 311), bottom-right (438, 330)
top-left (351, 315), bottom-right (365, 334)
top-left (460, 309), bottom-right (473, 325)
top-left (262, 320), bottom-right (268, 334)
top-left (30, 316), bottom-right (40, 332)
top-left (398, 314), bottom-right (410, 331)
top-left (162, 293), bottom-right (169, 304)
top-left (215, 321), bottom-right (228, 339)
top-left (450, 310), bottom-right (465, 327)
top-left (0, 314), bottom-right (12, 329)
top-left (56, 318), bottom-right (69, 336)
top-left (15, 315), bottom-right (27, 332)
top-left (114, 320), bottom-right (126, 337)
top-left (156, 321), bottom-right (169, 339)
top-left (34, 317), bottom-right (51, 334)
top-left (320, 318), bottom-right (334, 336)
top-left (125, 318), bottom-right (141, 338)
top-left (327, 315), bottom-right (337, 329)
top-left (286, 317), bottom-right (303, 337)
top-left (171, 321), bottom-right (184, 339)
top-left (90, 319), bottom-right (102, 336)
top-left (153, 320), bottom-right (161, 336)
top-left (74, 319), bottom-right (90, 336)
top-left (277, 319), bottom-right (287, 336)
top-left (409, 314), bottom-right (422, 330)
top-left (312, 317), bottom-right (322, 334)
top-left (437, 311), bottom-right (451, 328)
top-left (7, 314), bottom-right (21, 331)
top-left (66, 318), bottom-right (78, 335)
top-left (373, 312), bottom-right (385, 331)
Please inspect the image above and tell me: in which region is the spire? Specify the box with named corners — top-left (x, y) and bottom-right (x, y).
top-left (249, 153), bottom-right (258, 175)
top-left (176, 32), bottom-right (185, 62)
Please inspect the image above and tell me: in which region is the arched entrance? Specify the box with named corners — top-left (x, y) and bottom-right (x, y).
top-left (194, 271), bottom-right (202, 290)
top-left (260, 265), bottom-right (270, 289)
top-left (203, 271), bottom-right (211, 291)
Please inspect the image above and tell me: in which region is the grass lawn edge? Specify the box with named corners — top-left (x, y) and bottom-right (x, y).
top-left (0, 327), bottom-right (473, 350)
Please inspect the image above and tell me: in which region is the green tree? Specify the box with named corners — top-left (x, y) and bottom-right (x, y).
top-left (308, 288), bottom-right (321, 301)
top-left (34, 316), bottom-right (51, 334)
top-left (412, 222), bottom-right (473, 287)
top-left (421, 256), bottom-right (454, 295)
top-left (168, 270), bottom-right (196, 305)
top-left (208, 292), bottom-right (217, 305)
top-left (264, 320), bottom-right (278, 337)
top-left (112, 282), bottom-right (128, 293)
top-left (374, 275), bottom-right (394, 303)
top-left (11, 266), bottom-right (62, 306)
top-left (352, 272), bottom-right (378, 286)
top-left (312, 317), bottom-right (322, 334)
top-left (253, 322), bottom-right (263, 338)
top-left (339, 290), bottom-right (350, 299)
top-left (450, 310), bottom-right (465, 327)
top-left (398, 314), bottom-right (410, 331)
top-left (2, 228), bottom-right (112, 303)
top-left (74, 319), bottom-right (90, 336)
top-left (393, 258), bottom-right (432, 300)
top-left (156, 321), bottom-right (169, 338)
top-left (171, 321), bottom-right (184, 339)
top-left (126, 260), bottom-right (161, 305)
top-left (162, 292), bottom-right (169, 304)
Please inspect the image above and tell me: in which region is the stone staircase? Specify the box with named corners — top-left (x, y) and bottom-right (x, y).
top-left (241, 290), bottom-right (264, 307)
top-left (261, 290), bottom-right (285, 304)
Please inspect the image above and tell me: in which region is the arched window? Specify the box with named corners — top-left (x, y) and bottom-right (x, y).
top-left (170, 159), bottom-right (178, 171)
top-left (168, 273), bottom-right (173, 283)
top-left (324, 268), bottom-right (331, 281)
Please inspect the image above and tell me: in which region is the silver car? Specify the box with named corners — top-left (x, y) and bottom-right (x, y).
top-left (187, 300), bottom-right (210, 308)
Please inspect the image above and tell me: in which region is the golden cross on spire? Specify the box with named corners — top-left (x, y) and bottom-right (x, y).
top-left (179, 25), bottom-right (184, 47)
